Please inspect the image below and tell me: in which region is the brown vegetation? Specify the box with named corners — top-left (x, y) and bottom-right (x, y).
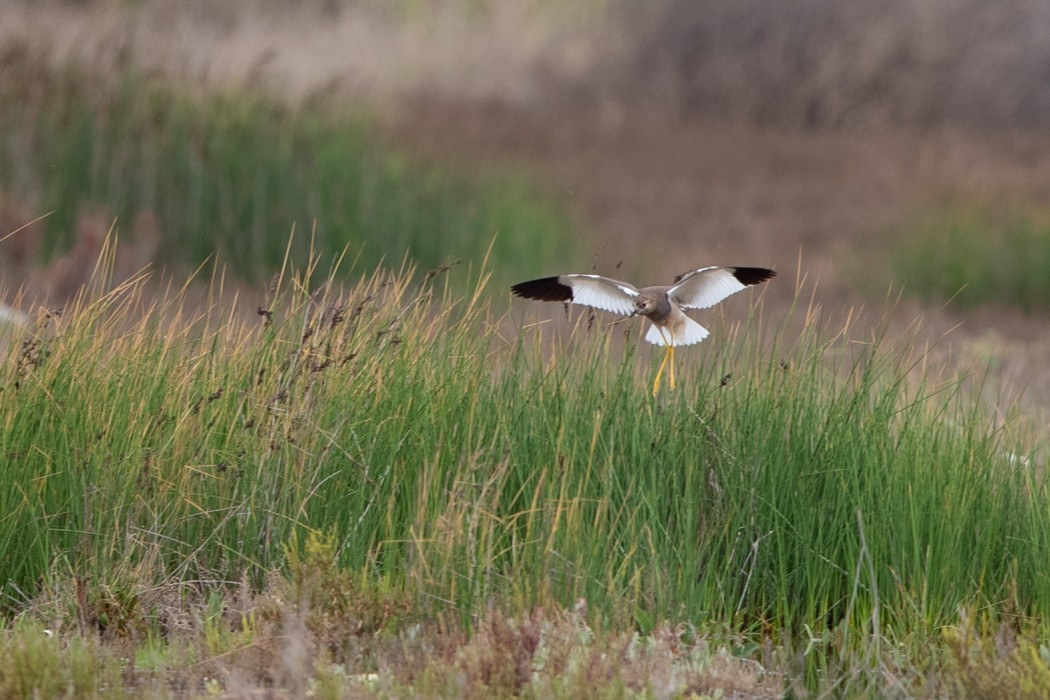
top-left (619, 0), bottom-right (1050, 131)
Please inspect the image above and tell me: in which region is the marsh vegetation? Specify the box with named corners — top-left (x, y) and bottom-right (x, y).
top-left (3, 1), bottom-right (1050, 696)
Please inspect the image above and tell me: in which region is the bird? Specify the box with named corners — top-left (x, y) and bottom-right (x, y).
top-left (511, 266), bottom-right (776, 395)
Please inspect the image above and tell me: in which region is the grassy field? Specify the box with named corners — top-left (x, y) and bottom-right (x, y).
top-left (4, 20), bottom-right (1050, 697)
top-left (0, 249), bottom-right (1045, 696)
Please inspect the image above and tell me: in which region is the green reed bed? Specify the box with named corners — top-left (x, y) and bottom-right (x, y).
top-left (0, 50), bottom-right (573, 283)
top-left (888, 202), bottom-right (1050, 310)
top-left (0, 260), bottom-right (1046, 692)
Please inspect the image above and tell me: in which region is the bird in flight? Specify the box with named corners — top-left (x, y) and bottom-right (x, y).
top-left (511, 266), bottom-right (776, 395)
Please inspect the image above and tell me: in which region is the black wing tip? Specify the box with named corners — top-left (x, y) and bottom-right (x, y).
top-left (732, 267), bottom-right (776, 286)
top-left (511, 276), bottom-right (573, 302)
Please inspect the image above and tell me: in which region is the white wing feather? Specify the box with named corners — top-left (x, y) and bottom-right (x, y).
top-left (563, 274), bottom-right (638, 316)
top-left (668, 267), bottom-right (750, 309)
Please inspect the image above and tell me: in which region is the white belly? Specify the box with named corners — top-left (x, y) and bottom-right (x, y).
top-left (643, 310), bottom-right (710, 347)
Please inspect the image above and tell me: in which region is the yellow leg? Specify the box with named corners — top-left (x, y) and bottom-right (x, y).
top-left (652, 345), bottom-right (671, 396)
top-left (652, 326), bottom-right (675, 396)
top-left (668, 345), bottom-right (676, 390)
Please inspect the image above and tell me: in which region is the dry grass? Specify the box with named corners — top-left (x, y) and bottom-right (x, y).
top-left (11, 0), bottom-right (1050, 133)
top-left (619, 0), bottom-right (1050, 130)
top-left (0, 0), bottom-right (607, 109)
top-left (7, 592), bottom-right (782, 698)
top-left (8, 524), bottom-right (782, 697)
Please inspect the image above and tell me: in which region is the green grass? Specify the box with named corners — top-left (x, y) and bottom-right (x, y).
top-left (0, 249), bottom-right (1045, 694)
top-left (887, 202), bottom-right (1050, 310)
top-left (0, 49), bottom-right (575, 285)
top-left (0, 621), bottom-right (120, 699)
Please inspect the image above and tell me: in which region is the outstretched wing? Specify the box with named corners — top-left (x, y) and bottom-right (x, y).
top-left (511, 274), bottom-right (639, 316)
top-left (668, 266), bottom-right (775, 310)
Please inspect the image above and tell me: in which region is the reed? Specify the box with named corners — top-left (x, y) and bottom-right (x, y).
top-left (0, 52), bottom-right (574, 285)
top-left (889, 202), bottom-right (1050, 310)
top-left (0, 253), bottom-right (1042, 676)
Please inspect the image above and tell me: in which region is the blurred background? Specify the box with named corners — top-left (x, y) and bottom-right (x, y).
top-left (3, 0), bottom-right (1050, 406)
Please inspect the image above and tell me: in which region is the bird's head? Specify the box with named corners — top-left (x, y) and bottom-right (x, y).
top-left (633, 294), bottom-right (658, 318)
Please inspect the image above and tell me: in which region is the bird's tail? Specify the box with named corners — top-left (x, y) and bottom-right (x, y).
top-left (644, 316), bottom-right (710, 346)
